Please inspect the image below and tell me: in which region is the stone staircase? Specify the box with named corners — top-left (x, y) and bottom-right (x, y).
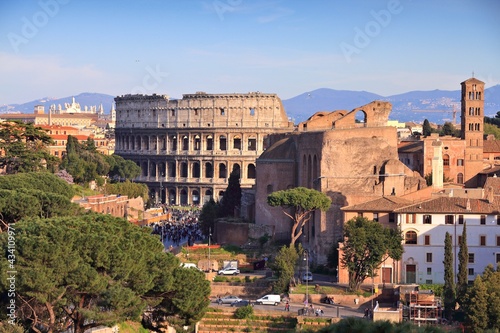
top-left (197, 310), bottom-right (298, 333)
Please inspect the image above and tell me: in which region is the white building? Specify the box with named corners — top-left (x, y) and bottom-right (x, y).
top-left (395, 186), bottom-right (500, 285)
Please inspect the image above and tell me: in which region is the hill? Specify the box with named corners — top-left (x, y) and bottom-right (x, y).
top-left (2, 85), bottom-right (499, 125)
top-left (0, 92), bottom-right (115, 114)
top-left (283, 85), bottom-right (500, 124)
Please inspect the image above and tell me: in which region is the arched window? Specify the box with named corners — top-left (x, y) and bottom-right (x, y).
top-left (181, 162), bottom-right (188, 178)
top-left (267, 184), bottom-right (273, 194)
top-left (218, 163), bottom-right (227, 178)
top-left (192, 162), bottom-right (200, 178)
top-left (443, 154), bottom-right (450, 166)
top-left (247, 164), bottom-right (256, 179)
top-left (457, 173), bottom-right (464, 184)
top-left (205, 162), bottom-right (213, 178)
top-left (405, 231), bottom-right (417, 244)
top-left (219, 135), bottom-right (227, 151)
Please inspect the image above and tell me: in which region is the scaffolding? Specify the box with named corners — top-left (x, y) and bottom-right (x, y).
top-left (403, 290), bottom-right (442, 326)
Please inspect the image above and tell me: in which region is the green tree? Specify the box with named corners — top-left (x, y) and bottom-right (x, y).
top-left (0, 172), bottom-right (80, 227)
top-left (440, 122), bottom-right (460, 137)
top-left (218, 170), bottom-right (242, 218)
top-left (341, 217), bottom-right (403, 291)
top-left (482, 265), bottom-right (500, 330)
top-left (0, 121), bottom-right (58, 173)
top-left (267, 187), bottom-right (331, 246)
top-left (106, 154), bottom-right (141, 181)
top-left (0, 214), bottom-right (203, 333)
top-left (60, 136), bottom-right (111, 184)
top-left (271, 245), bottom-right (299, 293)
top-left (484, 122), bottom-right (500, 139)
top-left (104, 180), bottom-right (149, 202)
top-left (463, 276), bottom-right (489, 333)
top-left (199, 198), bottom-right (219, 237)
top-left (443, 232), bottom-right (455, 320)
top-left (159, 267), bottom-right (211, 327)
top-left (457, 222), bottom-right (468, 306)
top-left (423, 119), bottom-right (432, 136)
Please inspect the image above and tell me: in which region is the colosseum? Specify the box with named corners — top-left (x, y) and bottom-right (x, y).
top-left (114, 92), bottom-right (294, 207)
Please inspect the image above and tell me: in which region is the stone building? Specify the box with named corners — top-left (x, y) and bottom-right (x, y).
top-left (114, 92), bottom-right (293, 207)
top-left (255, 101), bottom-right (427, 263)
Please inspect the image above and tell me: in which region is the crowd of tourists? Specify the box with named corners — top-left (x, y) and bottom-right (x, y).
top-left (150, 206), bottom-right (203, 248)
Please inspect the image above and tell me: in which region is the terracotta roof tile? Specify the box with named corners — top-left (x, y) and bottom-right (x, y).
top-left (394, 196), bottom-right (500, 214)
top-left (342, 196), bottom-right (413, 212)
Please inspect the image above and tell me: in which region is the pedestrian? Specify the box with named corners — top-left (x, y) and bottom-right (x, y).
top-left (284, 301), bottom-right (290, 312)
top-left (364, 307), bottom-right (369, 318)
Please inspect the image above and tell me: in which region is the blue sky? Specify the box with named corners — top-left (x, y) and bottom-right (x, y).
top-left (1, 0), bottom-right (499, 105)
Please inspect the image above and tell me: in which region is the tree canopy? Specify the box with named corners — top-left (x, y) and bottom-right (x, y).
top-left (0, 172), bottom-right (80, 227)
top-left (341, 216), bottom-right (403, 291)
top-left (0, 121), bottom-right (58, 174)
top-left (0, 214), bottom-right (209, 333)
top-left (267, 187), bottom-right (331, 246)
top-left (270, 245), bottom-right (299, 294)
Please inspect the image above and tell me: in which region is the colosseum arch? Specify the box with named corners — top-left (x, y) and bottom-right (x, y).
top-left (205, 162), bottom-right (213, 178)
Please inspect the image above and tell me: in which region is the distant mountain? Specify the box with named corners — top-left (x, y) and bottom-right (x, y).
top-left (283, 85), bottom-right (500, 124)
top-left (0, 93), bottom-right (115, 114)
top-left (2, 85), bottom-right (499, 125)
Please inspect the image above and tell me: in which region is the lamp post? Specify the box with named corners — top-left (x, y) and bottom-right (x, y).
top-left (303, 250), bottom-right (309, 306)
top-left (371, 270), bottom-right (375, 310)
top-left (208, 227), bottom-right (212, 271)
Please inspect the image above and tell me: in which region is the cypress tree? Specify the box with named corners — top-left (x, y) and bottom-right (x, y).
top-left (464, 276), bottom-right (489, 333)
top-left (457, 222), bottom-right (468, 306)
top-left (443, 232), bottom-right (455, 320)
top-left (423, 119), bottom-right (432, 136)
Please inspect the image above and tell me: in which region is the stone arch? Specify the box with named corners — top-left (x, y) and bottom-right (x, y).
top-left (192, 161), bottom-right (200, 178)
top-left (192, 190), bottom-right (200, 205)
top-left (219, 163), bottom-right (227, 178)
top-left (180, 188), bottom-right (188, 205)
top-left (204, 189), bottom-right (213, 204)
top-left (247, 163), bottom-right (256, 179)
top-left (232, 163), bottom-right (241, 177)
top-left (169, 189), bottom-right (176, 205)
top-left (141, 162), bottom-right (148, 177)
top-left (205, 162), bottom-right (213, 178)
top-left (180, 162), bottom-right (188, 178)
top-left (355, 110), bottom-right (367, 125)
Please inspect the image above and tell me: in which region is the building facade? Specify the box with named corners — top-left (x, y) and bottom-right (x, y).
top-left (114, 92), bottom-right (293, 206)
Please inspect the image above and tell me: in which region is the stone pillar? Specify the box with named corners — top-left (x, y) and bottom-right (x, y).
top-left (432, 139), bottom-right (443, 189)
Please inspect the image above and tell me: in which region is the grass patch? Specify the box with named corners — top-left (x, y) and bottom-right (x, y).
top-left (118, 321), bottom-right (149, 333)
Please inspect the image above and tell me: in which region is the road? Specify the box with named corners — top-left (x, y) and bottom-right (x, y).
top-left (211, 301), bottom-right (364, 319)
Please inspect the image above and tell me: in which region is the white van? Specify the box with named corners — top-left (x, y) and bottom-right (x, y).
top-left (255, 294), bottom-right (281, 306)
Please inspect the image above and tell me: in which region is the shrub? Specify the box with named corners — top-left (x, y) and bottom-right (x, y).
top-left (234, 305), bottom-right (254, 319)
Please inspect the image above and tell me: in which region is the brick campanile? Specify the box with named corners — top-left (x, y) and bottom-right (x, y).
top-left (460, 77), bottom-right (485, 187)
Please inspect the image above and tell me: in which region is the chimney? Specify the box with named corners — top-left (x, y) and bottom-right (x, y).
top-left (485, 186), bottom-right (494, 204)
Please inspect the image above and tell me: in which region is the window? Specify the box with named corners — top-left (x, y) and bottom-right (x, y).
top-left (389, 213), bottom-right (396, 223)
top-left (206, 135), bottom-right (213, 151)
top-left (445, 215), bottom-right (454, 224)
top-left (480, 235), bottom-right (486, 246)
top-left (424, 235), bottom-right (430, 245)
top-left (497, 215), bottom-right (500, 225)
top-left (427, 267), bottom-right (432, 275)
top-left (405, 231), bottom-right (417, 244)
top-left (423, 215), bottom-right (432, 224)
top-left (248, 138), bottom-right (257, 151)
top-left (426, 253), bottom-right (432, 263)
top-left (219, 136), bottom-right (227, 151)
top-left (497, 236), bottom-right (500, 247)
top-left (468, 268), bottom-right (474, 276)
top-left (233, 136), bottom-right (241, 150)
top-left (426, 279), bottom-right (433, 284)
top-left (373, 213), bottom-right (379, 222)
top-left (357, 212), bottom-right (363, 217)
top-left (496, 253), bottom-right (500, 264)
top-left (457, 159), bottom-right (464, 166)
top-left (457, 173), bottom-right (464, 184)
top-left (443, 154), bottom-right (450, 166)
top-left (458, 236), bottom-right (462, 244)
top-left (480, 215), bottom-right (486, 225)
top-left (468, 253), bottom-right (475, 264)
top-left (266, 184), bottom-right (273, 194)
top-left (220, 108), bottom-right (225, 116)
top-left (458, 215), bottom-right (464, 225)
top-left (407, 214), bottom-right (416, 224)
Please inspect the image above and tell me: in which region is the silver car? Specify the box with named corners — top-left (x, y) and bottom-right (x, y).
top-left (217, 295), bottom-right (242, 304)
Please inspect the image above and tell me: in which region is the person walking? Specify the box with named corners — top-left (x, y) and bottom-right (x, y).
top-left (284, 301), bottom-right (290, 312)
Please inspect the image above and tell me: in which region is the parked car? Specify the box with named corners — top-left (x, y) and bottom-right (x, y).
top-left (216, 295), bottom-right (242, 305)
top-left (302, 272), bottom-right (313, 282)
top-left (218, 267), bottom-right (240, 275)
top-left (231, 300), bottom-right (253, 307)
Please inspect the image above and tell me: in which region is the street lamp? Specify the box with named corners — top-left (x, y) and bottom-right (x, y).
top-left (208, 227), bottom-right (212, 271)
top-left (303, 250), bottom-right (309, 306)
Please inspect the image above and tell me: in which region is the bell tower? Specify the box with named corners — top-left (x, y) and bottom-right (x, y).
top-left (460, 77), bottom-right (484, 187)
